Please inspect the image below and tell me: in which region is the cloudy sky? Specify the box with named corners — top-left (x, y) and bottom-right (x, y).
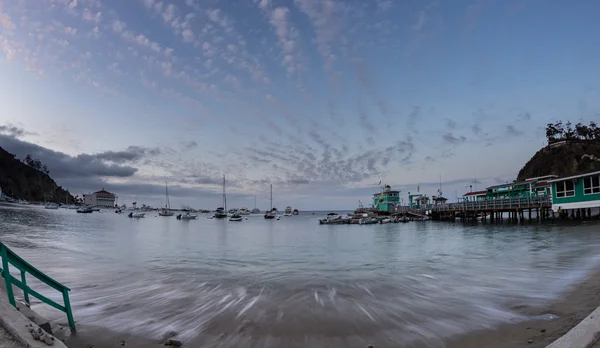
top-left (0, 0), bottom-right (599, 210)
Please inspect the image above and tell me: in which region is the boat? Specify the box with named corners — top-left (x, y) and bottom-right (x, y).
top-left (115, 208), bottom-right (122, 214)
top-left (229, 213), bottom-right (242, 221)
top-left (264, 185), bottom-right (277, 219)
top-left (128, 212), bottom-right (145, 218)
top-left (91, 207), bottom-right (100, 212)
top-left (284, 206), bottom-right (293, 216)
top-left (214, 176), bottom-right (229, 218)
top-left (359, 218), bottom-right (378, 225)
top-left (159, 182), bottom-right (175, 216)
top-left (76, 207), bottom-right (93, 214)
top-left (44, 203), bottom-right (59, 209)
top-left (251, 196), bottom-right (261, 214)
top-left (380, 218), bottom-right (392, 224)
top-left (292, 209), bottom-right (299, 215)
top-left (228, 208), bottom-right (237, 214)
top-left (319, 213), bottom-right (344, 225)
top-left (239, 208), bottom-right (251, 215)
top-left (177, 213), bottom-right (197, 220)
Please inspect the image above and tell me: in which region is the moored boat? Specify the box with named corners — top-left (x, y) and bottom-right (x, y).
top-left (264, 185), bottom-right (277, 219)
top-left (284, 206), bottom-right (293, 216)
top-left (214, 207), bottom-right (228, 219)
top-left (76, 207), bottom-right (93, 213)
top-left (128, 212), bottom-right (145, 218)
top-left (44, 203), bottom-right (59, 209)
top-left (292, 209), bottom-right (299, 215)
top-left (159, 182), bottom-right (175, 216)
top-left (239, 208), bottom-right (250, 215)
top-left (229, 213), bottom-right (242, 221)
top-left (177, 213), bottom-right (197, 220)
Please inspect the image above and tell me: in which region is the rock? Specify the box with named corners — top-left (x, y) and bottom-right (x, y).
top-left (43, 334), bottom-right (55, 345)
top-left (368, 345), bottom-right (374, 348)
top-left (164, 339), bottom-right (183, 347)
top-left (528, 339), bottom-right (534, 344)
top-left (40, 322), bottom-right (53, 335)
top-left (541, 329), bottom-right (546, 333)
top-left (161, 331), bottom-right (178, 342)
top-left (120, 339), bottom-right (126, 346)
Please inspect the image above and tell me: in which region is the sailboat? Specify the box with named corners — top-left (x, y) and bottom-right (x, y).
top-left (264, 185), bottom-right (276, 219)
top-left (251, 195), bottom-right (260, 214)
top-left (159, 182), bottom-right (174, 216)
top-left (214, 176), bottom-right (228, 219)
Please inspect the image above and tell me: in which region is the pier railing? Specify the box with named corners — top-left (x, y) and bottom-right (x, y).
top-left (0, 241), bottom-right (75, 331)
top-left (431, 196), bottom-right (551, 212)
top-left (394, 196), bottom-right (552, 213)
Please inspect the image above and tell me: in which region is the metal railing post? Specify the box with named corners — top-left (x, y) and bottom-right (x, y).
top-left (1, 246), bottom-right (16, 307)
top-left (62, 289), bottom-right (76, 331)
top-left (20, 270), bottom-right (30, 305)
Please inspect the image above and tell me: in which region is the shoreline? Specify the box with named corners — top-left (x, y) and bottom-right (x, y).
top-left (57, 268), bottom-right (600, 348)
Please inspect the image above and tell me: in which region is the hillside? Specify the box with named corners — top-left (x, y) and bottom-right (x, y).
top-left (0, 146), bottom-right (73, 203)
top-left (517, 140), bottom-right (600, 181)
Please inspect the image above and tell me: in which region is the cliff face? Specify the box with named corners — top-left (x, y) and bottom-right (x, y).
top-left (517, 141), bottom-right (600, 181)
top-left (0, 146), bottom-right (73, 203)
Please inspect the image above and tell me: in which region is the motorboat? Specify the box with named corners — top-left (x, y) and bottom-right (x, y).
top-left (44, 203), bottom-right (59, 209)
top-left (76, 207), bottom-right (93, 214)
top-left (284, 206), bottom-right (293, 216)
top-left (276, 215), bottom-right (281, 220)
top-left (229, 213), bottom-right (243, 221)
top-left (91, 207), bottom-right (100, 212)
top-left (319, 213), bottom-right (346, 225)
top-left (380, 218), bottom-right (392, 224)
top-left (228, 208), bottom-right (237, 214)
top-left (292, 209), bottom-right (299, 215)
top-left (251, 208), bottom-right (261, 214)
top-left (128, 212), bottom-right (145, 218)
top-left (177, 213), bottom-right (197, 220)
top-left (238, 208), bottom-right (251, 215)
top-left (359, 218), bottom-right (379, 225)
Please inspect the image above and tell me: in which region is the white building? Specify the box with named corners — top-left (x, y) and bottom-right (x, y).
top-left (84, 189), bottom-right (116, 207)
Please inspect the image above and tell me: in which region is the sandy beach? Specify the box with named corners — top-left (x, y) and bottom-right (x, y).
top-left (55, 267), bottom-right (600, 348)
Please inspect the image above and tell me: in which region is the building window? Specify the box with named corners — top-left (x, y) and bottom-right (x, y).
top-left (584, 175), bottom-right (600, 194)
top-left (556, 180), bottom-right (575, 198)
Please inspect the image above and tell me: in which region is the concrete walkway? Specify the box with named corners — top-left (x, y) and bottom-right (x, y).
top-left (0, 325), bottom-right (24, 348)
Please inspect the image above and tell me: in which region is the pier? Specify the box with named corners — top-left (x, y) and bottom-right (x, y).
top-left (396, 196), bottom-right (553, 222)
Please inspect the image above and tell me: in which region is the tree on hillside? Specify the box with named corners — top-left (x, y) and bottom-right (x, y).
top-left (545, 120), bottom-right (600, 144)
top-left (22, 154), bottom-right (50, 174)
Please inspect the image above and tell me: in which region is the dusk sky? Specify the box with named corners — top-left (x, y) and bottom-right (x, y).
top-left (1, 0), bottom-right (599, 210)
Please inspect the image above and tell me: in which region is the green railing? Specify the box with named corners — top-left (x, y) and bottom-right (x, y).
top-left (0, 242), bottom-right (75, 331)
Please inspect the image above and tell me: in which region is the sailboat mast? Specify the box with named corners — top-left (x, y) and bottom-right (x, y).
top-left (254, 195), bottom-right (257, 209)
top-left (223, 175), bottom-right (227, 211)
top-left (270, 184), bottom-right (273, 210)
top-left (165, 182), bottom-right (170, 209)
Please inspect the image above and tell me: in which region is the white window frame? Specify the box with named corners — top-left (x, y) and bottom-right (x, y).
top-left (556, 180), bottom-right (575, 198)
top-left (584, 175), bottom-right (600, 195)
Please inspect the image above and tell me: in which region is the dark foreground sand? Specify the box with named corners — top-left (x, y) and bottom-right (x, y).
top-left (59, 269), bottom-right (600, 348)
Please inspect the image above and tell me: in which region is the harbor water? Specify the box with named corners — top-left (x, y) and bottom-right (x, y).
top-left (1, 204), bottom-right (600, 347)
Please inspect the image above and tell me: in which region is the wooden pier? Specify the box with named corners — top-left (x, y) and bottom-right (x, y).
top-left (395, 196), bottom-right (553, 222)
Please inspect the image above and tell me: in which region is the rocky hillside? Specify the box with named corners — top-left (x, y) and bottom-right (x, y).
top-left (0, 146), bottom-right (73, 203)
top-left (517, 140), bottom-right (600, 181)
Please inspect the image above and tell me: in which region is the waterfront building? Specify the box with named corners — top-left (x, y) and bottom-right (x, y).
top-left (84, 189), bottom-right (116, 207)
top-left (409, 194), bottom-right (429, 209)
top-left (372, 185), bottom-right (400, 212)
top-left (547, 170), bottom-right (600, 212)
top-left (462, 190), bottom-right (487, 202)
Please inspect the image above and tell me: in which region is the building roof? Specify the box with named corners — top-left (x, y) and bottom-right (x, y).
top-left (533, 181), bottom-right (549, 187)
top-left (486, 181), bottom-right (531, 190)
top-left (546, 170), bottom-right (600, 183)
top-left (463, 190), bottom-right (487, 197)
top-left (93, 189), bottom-right (115, 195)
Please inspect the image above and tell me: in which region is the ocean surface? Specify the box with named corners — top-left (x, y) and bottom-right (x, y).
top-left (1, 203), bottom-right (600, 347)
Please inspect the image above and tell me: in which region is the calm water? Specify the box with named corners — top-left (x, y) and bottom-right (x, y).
top-left (1, 204), bottom-right (600, 347)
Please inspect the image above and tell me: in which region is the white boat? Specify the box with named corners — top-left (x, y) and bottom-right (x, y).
top-left (177, 213), bottom-right (197, 220)
top-left (276, 215), bottom-right (281, 220)
top-left (44, 203), bottom-right (59, 209)
top-left (159, 182), bottom-right (174, 216)
top-left (229, 213), bottom-right (243, 221)
top-left (239, 208), bottom-right (251, 215)
top-left (76, 207), bottom-right (93, 214)
top-left (284, 206), bottom-right (293, 216)
top-left (128, 212), bottom-right (145, 218)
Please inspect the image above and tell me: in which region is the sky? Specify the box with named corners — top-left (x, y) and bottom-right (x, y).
top-left (0, 0), bottom-right (599, 210)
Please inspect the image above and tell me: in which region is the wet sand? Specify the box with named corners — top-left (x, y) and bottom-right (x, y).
top-left (59, 268), bottom-right (600, 348)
